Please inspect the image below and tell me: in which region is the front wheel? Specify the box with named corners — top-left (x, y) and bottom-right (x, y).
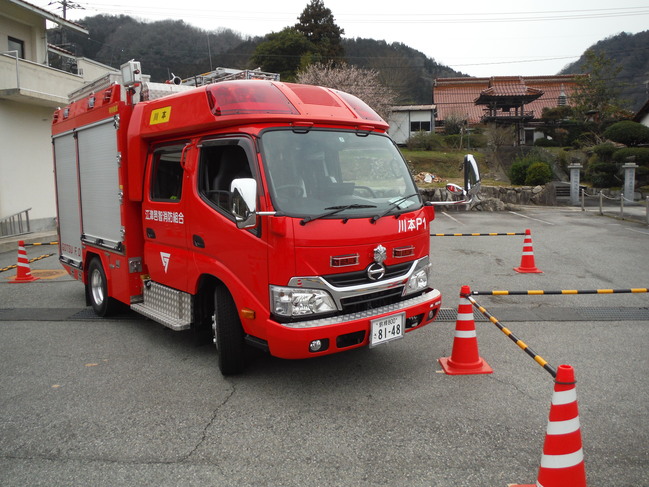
top-left (212, 286), bottom-right (246, 375)
top-left (87, 258), bottom-right (119, 317)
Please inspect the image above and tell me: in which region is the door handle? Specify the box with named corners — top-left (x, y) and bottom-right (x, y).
top-left (146, 228), bottom-right (156, 238)
top-left (193, 235), bottom-right (205, 248)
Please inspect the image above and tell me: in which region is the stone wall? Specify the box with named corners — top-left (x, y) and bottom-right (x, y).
top-left (419, 184), bottom-right (556, 211)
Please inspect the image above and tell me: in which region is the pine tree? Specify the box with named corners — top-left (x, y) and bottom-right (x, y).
top-left (295, 0), bottom-right (345, 63)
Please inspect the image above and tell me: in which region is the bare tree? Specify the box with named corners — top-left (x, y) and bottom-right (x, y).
top-left (296, 62), bottom-right (397, 121)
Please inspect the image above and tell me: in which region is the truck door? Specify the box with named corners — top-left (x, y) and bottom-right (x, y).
top-left (190, 137), bottom-right (269, 310)
top-left (142, 143), bottom-right (192, 291)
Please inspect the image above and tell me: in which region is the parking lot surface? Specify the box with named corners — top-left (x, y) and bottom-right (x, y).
top-left (1, 207), bottom-right (648, 486)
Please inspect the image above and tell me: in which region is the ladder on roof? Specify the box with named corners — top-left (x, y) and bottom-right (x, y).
top-left (181, 67), bottom-right (280, 87)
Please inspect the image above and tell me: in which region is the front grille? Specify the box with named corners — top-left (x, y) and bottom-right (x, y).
top-left (340, 287), bottom-right (405, 313)
top-left (323, 262), bottom-right (412, 287)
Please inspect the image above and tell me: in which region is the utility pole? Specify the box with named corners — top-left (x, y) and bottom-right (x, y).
top-left (48, 0), bottom-right (84, 20)
top-left (47, 0), bottom-right (84, 71)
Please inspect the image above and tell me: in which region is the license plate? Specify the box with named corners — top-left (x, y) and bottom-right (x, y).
top-left (370, 312), bottom-right (405, 347)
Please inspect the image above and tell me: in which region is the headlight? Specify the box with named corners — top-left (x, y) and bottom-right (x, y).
top-left (270, 286), bottom-right (337, 318)
top-left (404, 260), bottom-right (430, 295)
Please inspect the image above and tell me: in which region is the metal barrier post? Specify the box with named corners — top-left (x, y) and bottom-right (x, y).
top-left (646, 196), bottom-right (649, 226)
top-left (620, 192), bottom-right (624, 218)
top-left (580, 188), bottom-right (585, 211)
top-left (599, 191), bottom-right (603, 215)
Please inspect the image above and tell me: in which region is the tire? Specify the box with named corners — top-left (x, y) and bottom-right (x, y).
top-left (87, 258), bottom-right (118, 317)
top-left (212, 285), bottom-right (246, 375)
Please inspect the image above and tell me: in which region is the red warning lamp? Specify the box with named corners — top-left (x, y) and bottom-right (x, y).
top-left (206, 81), bottom-right (299, 117)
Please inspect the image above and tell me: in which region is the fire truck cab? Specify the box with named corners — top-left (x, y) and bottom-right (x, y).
top-left (52, 61), bottom-right (480, 374)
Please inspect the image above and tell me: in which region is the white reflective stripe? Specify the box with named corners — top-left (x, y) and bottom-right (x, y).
top-left (18, 262), bottom-right (30, 268)
top-left (455, 330), bottom-right (476, 338)
top-left (546, 416), bottom-right (580, 435)
top-left (536, 482), bottom-right (544, 487)
top-left (552, 388), bottom-right (577, 405)
top-left (522, 251), bottom-right (534, 255)
top-left (540, 448), bottom-right (584, 469)
top-left (456, 312), bottom-right (474, 321)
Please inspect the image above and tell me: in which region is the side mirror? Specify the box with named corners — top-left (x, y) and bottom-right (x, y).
top-left (230, 178), bottom-right (257, 229)
top-left (463, 154), bottom-right (481, 196)
top-left (428, 154), bottom-right (481, 206)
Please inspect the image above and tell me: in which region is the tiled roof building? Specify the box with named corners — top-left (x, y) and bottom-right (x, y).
top-left (433, 75), bottom-right (583, 125)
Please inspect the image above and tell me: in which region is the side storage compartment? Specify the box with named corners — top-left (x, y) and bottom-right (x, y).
top-left (77, 117), bottom-right (124, 251)
top-left (53, 131), bottom-right (83, 268)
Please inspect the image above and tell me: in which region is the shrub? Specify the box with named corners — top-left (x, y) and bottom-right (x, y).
top-left (586, 161), bottom-right (618, 187)
top-left (525, 162), bottom-right (553, 185)
top-left (509, 160), bottom-right (532, 185)
top-left (603, 121), bottom-right (649, 147)
top-left (405, 131), bottom-right (444, 151)
top-left (443, 134), bottom-right (462, 148)
top-left (611, 147), bottom-right (649, 166)
top-left (467, 133), bottom-right (487, 148)
top-left (534, 137), bottom-right (559, 147)
top-left (592, 143), bottom-right (618, 162)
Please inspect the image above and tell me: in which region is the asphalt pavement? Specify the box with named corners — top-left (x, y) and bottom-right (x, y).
top-left (1, 206), bottom-right (648, 487)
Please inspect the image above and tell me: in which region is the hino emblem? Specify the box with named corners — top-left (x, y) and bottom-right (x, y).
top-left (367, 245), bottom-right (387, 281)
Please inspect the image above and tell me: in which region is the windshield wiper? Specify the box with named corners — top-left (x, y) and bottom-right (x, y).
top-left (370, 193), bottom-right (421, 223)
top-left (300, 204), bottom-right (377, 226)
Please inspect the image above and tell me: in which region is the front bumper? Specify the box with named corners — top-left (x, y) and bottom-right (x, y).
top-left (264, 289), bottom-right (442, 359)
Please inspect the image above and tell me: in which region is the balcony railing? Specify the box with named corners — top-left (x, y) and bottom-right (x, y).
top-left (0, 51), bottom-right (85, 106)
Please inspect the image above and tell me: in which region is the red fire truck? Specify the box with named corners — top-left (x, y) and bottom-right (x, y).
top-left (52, 61), bottom-right (480, 374)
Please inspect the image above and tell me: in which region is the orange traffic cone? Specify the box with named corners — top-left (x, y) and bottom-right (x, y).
top-left (536, 364), bottom-right (587, 486)
top-left (439, 285), bottom-right (492, 375)
top-left (509, 364), bottom-right (587, 487)
top-left (10, 240), bottom-right (39, 283)
top-left (514, 228), bottom-right (542, 274)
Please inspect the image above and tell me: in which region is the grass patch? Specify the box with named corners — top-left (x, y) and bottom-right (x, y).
top-left (401, 148), bottom-right (504, 187)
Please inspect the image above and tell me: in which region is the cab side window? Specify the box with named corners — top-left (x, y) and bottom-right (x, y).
top-left (199, 143), bottom-right (253, 214)
top-left (151, 150), bottom-right (184, 202)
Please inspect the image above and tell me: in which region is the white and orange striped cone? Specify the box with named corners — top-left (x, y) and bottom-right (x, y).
top-left (514, 228), bottom-right (542, 274)
top-left (10, 240), bottom-right (39, 283)
top-left (509, 364), bottom-right (587, 487)
top-left (438, 285), bottom-right (492, 375)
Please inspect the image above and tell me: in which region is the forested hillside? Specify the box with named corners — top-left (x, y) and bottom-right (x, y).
top-left (561, 30), bottom-right (649, 112)
top-left (48, 14), bottom-right (464, 104)
top-left (51, 15), bottom-right (648, 110)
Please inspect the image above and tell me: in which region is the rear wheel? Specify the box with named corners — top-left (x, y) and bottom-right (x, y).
top-left (212, 285), bottom-right (246, 375)
top-left (87, 258), bottom-right (118, 317)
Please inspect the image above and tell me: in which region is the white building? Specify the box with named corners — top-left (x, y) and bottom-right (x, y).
top-left (387, 105), bottom-right (435, 145)
top-left (1, 0), bottom-right (117, 234)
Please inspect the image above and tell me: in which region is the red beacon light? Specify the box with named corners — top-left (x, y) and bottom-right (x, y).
top-left (206, 81), bottom-right (298, 117)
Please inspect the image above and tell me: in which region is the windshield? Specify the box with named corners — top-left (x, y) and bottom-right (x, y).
top-left (260, 129), bottom-right (420, 220)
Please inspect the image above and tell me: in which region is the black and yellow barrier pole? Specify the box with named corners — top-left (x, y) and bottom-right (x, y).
top-left (0, 253), bottom-right (54, 273)
top-left (431, 232), bottom-right (524, 237)
top-left (472, 288), bottom-right (648, 296)
top-left (24, 242), bottom-right (59, 246)
top-left (461, 291), bottom-right (557, 378)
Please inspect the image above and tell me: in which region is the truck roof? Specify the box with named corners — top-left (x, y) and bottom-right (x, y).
top-left (52, 79), bottom-right (388, 137)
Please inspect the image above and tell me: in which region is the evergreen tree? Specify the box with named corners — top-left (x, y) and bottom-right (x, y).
top-left (250, 28), bottom-right (315, 81)
top-left (570, 49), bottom-right (631, 129)
top-left (294, 0), bottom-right (345, 63)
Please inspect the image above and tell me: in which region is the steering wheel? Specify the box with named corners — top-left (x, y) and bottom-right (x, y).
top-left (276, 185), bottom-right (305, 198)
top-left (353, 185), bottom-right (376, 198)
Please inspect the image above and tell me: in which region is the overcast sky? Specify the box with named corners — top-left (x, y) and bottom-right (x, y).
top-left (38, 0), bottom-right (649, 78)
